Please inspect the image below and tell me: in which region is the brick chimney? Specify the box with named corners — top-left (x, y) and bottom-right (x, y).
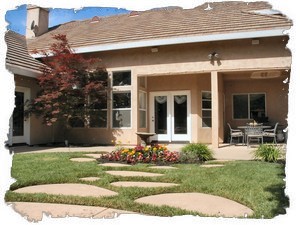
top-left (26, 5), bottom-right (49, 39)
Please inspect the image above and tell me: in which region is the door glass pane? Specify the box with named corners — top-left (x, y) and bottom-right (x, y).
top-left (155, 96), bottom-right (167, 134)
top-left (174, 95), bottom-right (187, 134)
top-left (13, 92), bottom-right (24, 136)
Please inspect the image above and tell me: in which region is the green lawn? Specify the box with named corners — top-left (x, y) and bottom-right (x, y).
top-left (5, 151), bottom-right (289, 218)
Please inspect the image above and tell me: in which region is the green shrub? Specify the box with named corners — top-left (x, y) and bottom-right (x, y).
top-left (180, 143), bottom-right (213, 163)
top-left (254, 144), bottom-right (283, 163)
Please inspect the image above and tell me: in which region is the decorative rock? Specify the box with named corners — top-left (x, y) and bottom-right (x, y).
top-left (70, 158), bottom-right (96, 162)
top-left (135, 192), bottom-right (253, 217)
top-left (105, 171), bottom-right (163, 177)
top-left (14, 183), bottom-right (118, 197)
top-left (111, 181), bottom-right (179, 188)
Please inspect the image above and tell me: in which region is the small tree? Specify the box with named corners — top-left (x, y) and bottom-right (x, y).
top-left (27, 34), bottom-right (107, 135)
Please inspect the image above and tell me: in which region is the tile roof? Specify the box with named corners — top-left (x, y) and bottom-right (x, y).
top-left (5, 30), bottom-right (45, 73)
top-left (27, 1), bottom-right (292, 53)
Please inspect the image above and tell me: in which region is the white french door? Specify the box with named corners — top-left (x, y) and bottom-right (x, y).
top-left (9, 86), bottom-right (30, 145)
top-left (149, 91), bottom-right (191, 142)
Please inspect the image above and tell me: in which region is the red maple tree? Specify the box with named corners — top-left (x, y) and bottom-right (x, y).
top-left (27, 34), bottom-right (107, 128)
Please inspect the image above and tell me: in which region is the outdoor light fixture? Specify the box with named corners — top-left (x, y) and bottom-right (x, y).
top-left (208, 52), bottom-right (219, 60)
top-left (151, 47), bottom-right (159, 53)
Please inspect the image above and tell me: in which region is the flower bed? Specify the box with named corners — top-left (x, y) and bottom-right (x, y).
top-left (101, 145), bottom-right (180, 164)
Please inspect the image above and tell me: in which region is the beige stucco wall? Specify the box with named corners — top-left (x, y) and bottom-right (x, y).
top-left (14, 75), bottom-right (56, 145)
top-left (49, 36), bottom-right (291, 145)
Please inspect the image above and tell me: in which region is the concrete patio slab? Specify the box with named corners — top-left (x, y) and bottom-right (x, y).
top-left (70, 158), bottom-right (96, 162)
top-left (9, 143), bottom-right (267, 162)
top-left (106, 171), bottom-right (163, 177)
top-left (14, 183), bottom-right (118, 197)
top-left (79, 177), bottom-right (101, 182)
top-left (135, 192), bottom-right (253, 218)
top-left (111, 181), bottom-right (179, 188)
top-left (99, 163), bottom-right (131, 167)
top-left (8, 202), bottom-right (138, 222)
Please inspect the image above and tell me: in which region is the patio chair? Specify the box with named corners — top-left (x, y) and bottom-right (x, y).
top-left (262, 122), bottom-right (279, 144)
top-left (245, 125), bottom-right (263, 147)
top-left (227, 123), bottom-right (244, 145)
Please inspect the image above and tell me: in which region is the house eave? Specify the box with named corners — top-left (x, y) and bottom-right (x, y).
top-left (30, 28), bottom-right (290, 57)
top-left (6, 63), bottom-right (42, 78)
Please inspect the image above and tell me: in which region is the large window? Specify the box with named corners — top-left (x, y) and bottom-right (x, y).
top-left (112, 71), bottom-right (131, 86)
top-left (139, 91), bottom-right (147, 128)
top-left (112, 70), bottom-right (132, 128)
top-left (112, 92), bottom-right (131, 128)
top-left (69, 72), bottom-right (108, 128)
top-left (233, 93), bottom-right (266, 119)
top-left (202, 91), bottom-right (212, 127)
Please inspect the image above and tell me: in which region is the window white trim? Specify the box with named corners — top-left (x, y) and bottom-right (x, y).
top-left (111, 90), bottom-right (132, 129)
top-left (139, 90), bottom-right (147, 129)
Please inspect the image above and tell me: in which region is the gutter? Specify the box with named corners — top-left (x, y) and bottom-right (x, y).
top-left (30, 28), bottom-right (289, 58)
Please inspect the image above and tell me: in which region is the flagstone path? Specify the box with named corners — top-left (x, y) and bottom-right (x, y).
top-left (200, 164), bottom-right (224, 168)
top-left (99, 163), bottom-right (131, 167)
top-left (84, 153), bottom-right (103, 158)
top-left (14, 183), bottom-right (118, 197)
top-left (9, 202), bottom-right (138, 222)
top-left (111, 181), bottom-right (179, 188)
top-left (135, 192), bottom-right (253, 217)
top-left (79, 177), bottom-right (101, 182)
top-left (70, 158), bottom-right (96, 162)
top-left (105, 170), bottom-right (164, 177)
top-left (149, 166), bottom-right (177, 169)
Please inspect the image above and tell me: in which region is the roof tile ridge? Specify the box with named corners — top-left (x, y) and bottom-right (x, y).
top-left (241, 10), bottom-right (292, 27)
top-left (241, 9), bottom-right (287, 20)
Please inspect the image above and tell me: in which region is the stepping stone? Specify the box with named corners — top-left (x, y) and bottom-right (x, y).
top-left (135, 192), bottom-right (253, 217)
top-left (70, 158), bottom-right (96, 162)
top-left (79, 177), bottom-right (101, 182)
top-left (99, 163), bottom-right (131, 167)
top-left (84, 154), bottom-right (102, 158)
top-left (211, 160), bottom-right (232, 163)
top-left (111, 181), bottom-right (179, 188)
top-left (14, 183), bottom-right (118, 197)
top-left (9, 202), bottom-right (138, 222)
top-left (106, 171), bottom-right (163, 177)
top-left (200, 164), bottom-right (224, 168)
top-left (149, 166), bottom-right (177, 169)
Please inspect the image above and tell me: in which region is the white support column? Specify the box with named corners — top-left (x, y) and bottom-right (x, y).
top-left (211, 71), bottom-right (219, 149)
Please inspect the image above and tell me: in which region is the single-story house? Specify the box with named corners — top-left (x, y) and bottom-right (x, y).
top-left (7, 2), bottom-right (292, 148)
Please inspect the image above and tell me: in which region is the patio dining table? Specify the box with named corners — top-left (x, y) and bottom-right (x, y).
top-left (237, 125), bottom-right (271, 129)
top-left (237, 125), bottom-right (271, 146)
